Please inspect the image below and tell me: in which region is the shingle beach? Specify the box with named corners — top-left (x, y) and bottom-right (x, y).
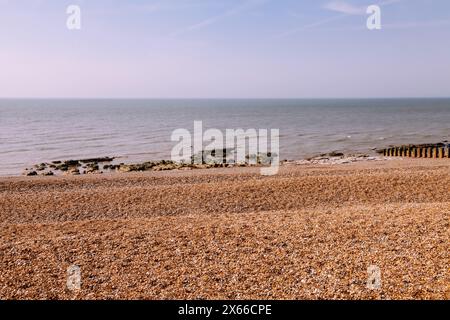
top-left (0, 159), bottom-right (448, 299)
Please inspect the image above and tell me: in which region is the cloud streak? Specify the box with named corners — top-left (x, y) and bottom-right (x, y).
top-left (275, 13), bottom-right (348, 38)
top-left (323, 1), bottom-right (365, 15)
top-left (128, 0), bottom-right (219, 14)
top-left (277, 0), bottom-right (405, 38)
top-left (170, 0), bottom-right (269, 37)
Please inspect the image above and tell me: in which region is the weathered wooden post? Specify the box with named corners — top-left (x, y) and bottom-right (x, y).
top-left (438, 148), bottom-right (444, 158)
top-left (432, 147), bottom-right (437, 158)
top-left (412, 147), bottom-right (417, 158)
top-left (417, 148), bottom-right (422, 158)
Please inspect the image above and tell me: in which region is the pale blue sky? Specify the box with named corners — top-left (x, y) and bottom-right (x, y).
top-left (1, 0), bottom-right (449, 98)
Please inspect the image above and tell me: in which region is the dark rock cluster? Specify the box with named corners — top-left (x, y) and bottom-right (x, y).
top-left (22, 151), bottom-right (277, 177)
top-left (22, 157), bottom-right (115, 177)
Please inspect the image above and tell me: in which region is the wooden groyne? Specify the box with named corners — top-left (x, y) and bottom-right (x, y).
top-left (381, 143), bottom-right (450, 158)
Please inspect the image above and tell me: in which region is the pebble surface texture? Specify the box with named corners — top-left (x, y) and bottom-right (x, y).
top-left (0, 159), bottom-right (449, 299)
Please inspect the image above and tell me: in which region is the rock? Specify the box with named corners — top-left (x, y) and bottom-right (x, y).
top-left (42, 171), bottom-right (54, 176)
top-left (295, 160), bottom-right (311, 165)
top-left (34, 163), bottom-right (47, 171)
top-left (57, 165), bottom-right (69, 171)
top-left (87, 164), bottom-right (99, 170)
top-left (64, 160), bottom-right (80, 166)
top-left (79, 157), bottom-right (114, 163)
top-left (153, 164), bottom-right (178, 171)
top-left (116, 162), bottom-right (160, 172)
top-left (328, 151), bottom-right (344, 157)
top-left (335, 159), bottom-right (351, 164)
top-left (85, 163), bottom-right (101, 174)
top-left (26, 171), bottom-right (38, 176)
top-left (118, 165), bottom-right (132, 173)
top-left (68, 168), bottom-right (80, 175)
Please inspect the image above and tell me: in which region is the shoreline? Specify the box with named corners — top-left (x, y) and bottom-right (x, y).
top-left (0, 156), bottom-right (449, 180)
top-left (4, 141), bottom-right (448, 177)
top-left (4, 154), bottom-right (418, 178)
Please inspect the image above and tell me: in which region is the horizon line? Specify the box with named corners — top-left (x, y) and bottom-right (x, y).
top-left (1, 96), bottom-right (450, 100)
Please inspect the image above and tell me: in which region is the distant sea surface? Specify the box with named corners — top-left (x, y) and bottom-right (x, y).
top-left (1, 98), bottom-right (449, 176)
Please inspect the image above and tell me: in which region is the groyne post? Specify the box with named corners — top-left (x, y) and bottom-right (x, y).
top-left (382, 145), bottom-right (449, 158)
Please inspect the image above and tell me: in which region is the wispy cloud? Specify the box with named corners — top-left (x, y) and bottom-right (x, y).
top-left (277, 0), bottom-right (405, 38)
top-left (170, 0), bottom-right (269, 37)
top-left (128, 0), bottom-right (218, 14)
top-left (323, 1), bottom-right (365, 15)
top-left (275, 13), bottom-right (348, 38)
top-left (323, 0), bottom-right (405, 15)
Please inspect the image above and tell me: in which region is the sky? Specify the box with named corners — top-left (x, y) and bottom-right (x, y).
top-left (0, 0), bottom-right (449, 98)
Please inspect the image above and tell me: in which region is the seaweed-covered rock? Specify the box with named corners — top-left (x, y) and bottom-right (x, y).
top-left (64, 160), bottom-right (80, 166)
top-left (328, 151), bottom-right (344, 157)
top-left (57, 164), bottom-right (69, 171)
top-left (79, 157), bottom-right (114, 163)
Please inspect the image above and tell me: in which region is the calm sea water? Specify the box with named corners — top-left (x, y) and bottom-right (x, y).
top-left (1, 98), bottom-right (449, 176)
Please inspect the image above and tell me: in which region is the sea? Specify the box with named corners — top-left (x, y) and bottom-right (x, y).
top-left (1, 98), bottom-right (449, 176)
